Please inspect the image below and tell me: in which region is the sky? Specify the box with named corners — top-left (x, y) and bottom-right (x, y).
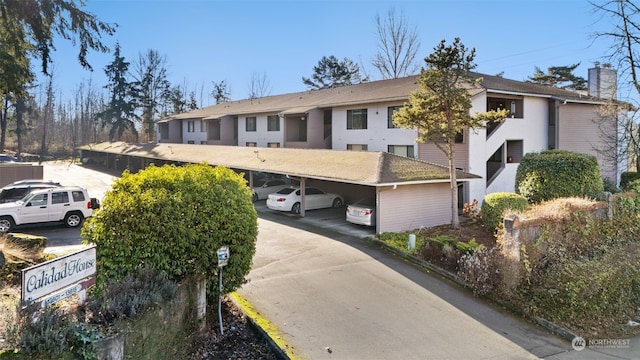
top-left (43, 0), bottom-right (615, 107)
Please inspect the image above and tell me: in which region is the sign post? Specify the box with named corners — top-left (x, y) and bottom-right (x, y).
top-left (217, 246), bottom-right (229, 335)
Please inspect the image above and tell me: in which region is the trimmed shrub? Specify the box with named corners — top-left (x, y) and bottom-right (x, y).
top-left (626, 178), bottom-right (640, 194)
top-left (515, 150), bottom-right (604, 203)
top-left (81, 163), bottom-right (258, 298)
top-left (620, 171), bottom-right (640, 190)
top-left (480, 192), bottom-right (529, 232)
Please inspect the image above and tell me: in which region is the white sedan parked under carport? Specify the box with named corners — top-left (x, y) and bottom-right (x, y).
top-left (266, 187), bottom-right (344, 214)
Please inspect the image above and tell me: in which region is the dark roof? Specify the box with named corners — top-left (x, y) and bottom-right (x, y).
top-left (78, 142), bottom-right (481, 186)
top-left (472, 72), bottom-right (601, 102)
top-left (163, 72), bottom-right (606, 122)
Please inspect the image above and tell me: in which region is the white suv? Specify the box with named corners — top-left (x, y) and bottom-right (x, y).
top-left (0, 186), bottom-right (100, 233)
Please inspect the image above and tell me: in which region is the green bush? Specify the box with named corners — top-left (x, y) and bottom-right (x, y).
top-left (620, 171), bottom-right (640, 190)
top-left (480, 192), bottom-right (529, 232)
top-left (626, 178), bottom-right (640, 194)
top-left (515, 150), bottom-right (604, 203)
top-left (81, 163), bottom-right (258, 298)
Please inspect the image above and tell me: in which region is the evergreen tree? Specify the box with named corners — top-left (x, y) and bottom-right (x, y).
top-left (96, 44), bottom-right (139, 142)
top-left (211, 80), bottom-right (231, 104)
top-left (527, 63), bottom-right (587, 91)
top-left (302, 55), bottom-right (366, 90)
top-left (393, 38), bottom-right (508, 229)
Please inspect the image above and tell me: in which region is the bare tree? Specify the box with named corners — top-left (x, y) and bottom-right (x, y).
top-left (591, 1), bottom-right (640, 174)
top-left (372, 8), bottom-right (421, 79)
top-left (133, 49), bottom-right (171, 143)
top-left (248, 72), bottom-right (272, 99)
top-left (39, 74), bottom-right (54, 160)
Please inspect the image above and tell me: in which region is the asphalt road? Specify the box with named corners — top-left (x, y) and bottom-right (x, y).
top-left (34, 162), bottom-right (638, 359)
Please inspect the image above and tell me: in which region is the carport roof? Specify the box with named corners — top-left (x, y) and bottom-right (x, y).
top-left (78, 142), bottom-right (481, 186)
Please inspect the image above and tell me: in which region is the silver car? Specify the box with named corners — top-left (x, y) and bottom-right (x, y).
top-left (346, 197), bottom-right (376, 226)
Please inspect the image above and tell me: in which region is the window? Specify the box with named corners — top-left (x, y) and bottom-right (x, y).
top-left (388, 145), bottom-right (415, 158)
top-left (487, 97), bottom-right (523, 118)
top-left (246, 117), bottom-right (257, 132)
top-left (187, 120), bottom-right (195, 133)
top-left (72, 191), bottom-right (85, 202)
top-left (388, 106), bottom-right (401, 128)
top-left (267, 115), bottom-right (280, 131)
top-left (455, 131), bottom-right (464, 143)
top-left (51, 191), bottom-right (69, 204)
top-left (267, 142), bottom-right (280, 148)
top-left (246, 142), bottom-right (257, 147)
top-left (347, 109), bottom-right (367, 130)
top-left (187, 140), bottom-right (195, 144)
top-left (347, 144), bottom-right (368, 151)
top-left (29, 194), bottom-right (48, 207)
top-left (200, 120), bottom-right (207, 132)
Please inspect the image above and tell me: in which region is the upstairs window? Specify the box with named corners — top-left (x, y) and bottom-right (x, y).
top-left (388, 145), bottom-right (415, 158)
top-left (267, 115), bottom-right (280, 131)
top-left (187, 120), bottom-right (195, 133)
top-left (347, 109), bottom-right (368, 130)
top-left (246, 117), bottom-right (257, 132)
top-left (388, 106), bottom-right (401, 128)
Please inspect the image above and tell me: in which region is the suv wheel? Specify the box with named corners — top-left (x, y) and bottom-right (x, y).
top-left (0, 216), bottom-right (14, 233)
top-left (64, 212), bottom-right (84, 228)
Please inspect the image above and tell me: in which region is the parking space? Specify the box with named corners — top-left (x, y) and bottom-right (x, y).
top-left (254, 199), bottom-right (376, 238)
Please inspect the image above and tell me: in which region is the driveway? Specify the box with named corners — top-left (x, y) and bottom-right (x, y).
top-left (38, 162), bottom-right (638, 359)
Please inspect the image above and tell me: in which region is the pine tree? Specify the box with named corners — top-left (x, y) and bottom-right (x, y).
top-left (96, 44), bottom-right (139, 142)
top-left (393, 38), bottom-right (508, 229)
top-left (302, 56), bottom-right (366, 89)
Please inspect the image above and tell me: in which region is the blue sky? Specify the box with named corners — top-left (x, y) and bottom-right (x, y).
top-left (46, 0), bottom-right (613, 106)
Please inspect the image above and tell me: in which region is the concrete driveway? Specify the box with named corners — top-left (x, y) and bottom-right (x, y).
top-left (38, 162), bottom-right (638, 359)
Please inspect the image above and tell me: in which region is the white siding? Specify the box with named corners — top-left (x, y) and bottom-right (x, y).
top-left (378, 183), bottom-right (451, 233)
top-left (467, 95), bottom-right (549, 205)
top-left (182, 119), bottom-right (207, 144)
top-left (332, 102), bottom-right (417, 154)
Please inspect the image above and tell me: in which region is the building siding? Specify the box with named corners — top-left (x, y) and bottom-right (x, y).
top-left (558, 103), bottom-right (617, 182)
top-left (332, 102), bottom-right (417, 153)
top-left (378, 183), bottom-right (451, 233)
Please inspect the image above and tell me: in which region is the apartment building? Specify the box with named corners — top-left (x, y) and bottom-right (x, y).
top-left (158, 65), bottom-right (619, 206)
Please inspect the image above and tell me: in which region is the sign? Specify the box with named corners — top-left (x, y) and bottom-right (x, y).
top-left (21, 246), bottom-right (96, 305)
top-left (217, 246), bottom-right (229, 267)
top-left (39, 277), bottom-right (96, 308)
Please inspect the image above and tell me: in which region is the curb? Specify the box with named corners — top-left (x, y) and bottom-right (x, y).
top-left (368, 237), bottom-right (580, 344)
top-left (228, 292), bottom-right (297, 360)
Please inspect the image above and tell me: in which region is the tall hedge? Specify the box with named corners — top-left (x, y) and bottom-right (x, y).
top-left (515, 150), bottom-right (603, 203)
top-left (81, 163), bottom-right (258, 297)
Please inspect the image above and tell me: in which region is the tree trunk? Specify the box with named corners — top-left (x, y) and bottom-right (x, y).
top-left (0, 97), bottom-right (8, 152)
top-left (448, 140), bottom-right (459, 229)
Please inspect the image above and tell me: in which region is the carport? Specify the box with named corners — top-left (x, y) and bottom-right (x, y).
top-left (78, 142), bottom-right (480, 233)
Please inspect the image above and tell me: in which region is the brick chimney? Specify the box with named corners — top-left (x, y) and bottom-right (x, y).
top-left (588, 62), bottom-right (617, 99)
